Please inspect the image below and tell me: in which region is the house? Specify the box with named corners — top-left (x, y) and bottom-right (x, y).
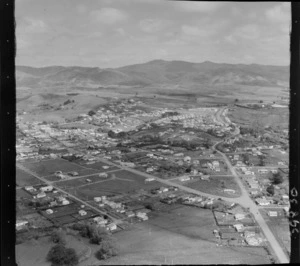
top-left (183, 156), bottom-right (192, 163)
top-left (78, 210), bottom-right (87, 216)
top-left (62, 200), bottom-right (70, 205)
top-left (201, 175), bottom-right (210, 181)
top-left (233, 223), bottom-right (244, 232)
top-left (36, 192), bottom-right (46, 198)
top-left (107, 223), bottom-right (117, 231)
top-left (212, 161), bottom-right (220, 167)
top-left (233, 155), bottom-right (239, 160)
top-left (40, 185), bottom-right (53, 192)
top-left (24, 186), bottom-right (36, 192)
top-left (180, 176), bottom-right (190, 182)
top-left (258, 169), bottom-right (268, 174)
top-left (54, 171), bottom-right (63, 176)
top-left (68, 171), bottom-right (79, 176)
top-left (244, 231), bottom-right (255, 238)
top-left (234, 213), bottom-right (246, 220)
top-left (255, 198), bottom-right (271, 206)
top-left (146, 167), bottom-right (154, 173)
top-left (158, 187), bottom-right (169, 193)
top-left (93, 216), bottom-right (108, 225)
top-left (270, 169), bottom-right (278, 174)
top-left (136, 212), bottom-right (148, 221)
top-left (125, 211), bottom-right (135, 218)
top-left (268, 211), bottom-right (278, 217)
top-left (282, 195), bottom-right (289, 201)
top-left (120, 162), bottom-right (135, 168)
top-left (245, 236), bottom-right (262, 246)
top-left (46, 209), bottom-right (53, 215)
top-left (224, 189), bottom-right (236, 194)
top-left (145, 177), bottom-right (155, 182)
top-left (94, 197), bottom-right (102, 202)
top-left (16, 220), bottom-right (28, 230)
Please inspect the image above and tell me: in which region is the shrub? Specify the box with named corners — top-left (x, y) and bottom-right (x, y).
top-left (95, 237), bottom-right (118, 260)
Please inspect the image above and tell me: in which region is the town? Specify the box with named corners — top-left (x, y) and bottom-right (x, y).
top-left (16, 96), bottom-right (290, 265)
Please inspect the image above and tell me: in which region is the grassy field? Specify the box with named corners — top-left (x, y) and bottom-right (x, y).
top-left (77, 161), bottom-right (120, 172)
top-left (55, 174), bottom-right (112, 189)
top-left (21, 159), bottom-right (88, 177)
top-left (259, 208), bottom-right (290, 257)
top-left (66, 170), bottom-right (163, 200)
top-left (80, 205), bottom-right (271, 265)
top-left (16, 168), bottom-right (43, 187)
top-left (228, 106), bottom-right (288, 129)
top-left (182, 176), bottom-right (241, 198)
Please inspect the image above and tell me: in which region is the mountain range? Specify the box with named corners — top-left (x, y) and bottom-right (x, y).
top-left (16, 60), bottom-right (289, 89)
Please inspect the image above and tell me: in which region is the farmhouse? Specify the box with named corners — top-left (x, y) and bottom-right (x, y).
top-left (25, 186), bottom-right (36, 192)
top-left (36, 192), bottom-right (46, 198)
top-left (16, 220), bottom-right (28, 230)
top-left (233, 223), bottom-right (244, 232)
top-left (224, 189), bottom-right (236, 194)
top-left (183, 156), bottom-right (192, 163)
top-left (145, 177), bottom-right (155, 182)
top-left (234, 213), bottom-right (246, 220)
top-left (258, 169), bottom-right (268, 174)
top-left (125, 211), bottom-right (135, 218)
top-left (46, 209), bottom-right (53, 215)
top-left (107, 223), bottom-right (117, 231)
top-left (180, 176), bottom-right (191, 182)
top-left (268, 211), bottom-right (278, 217)
top-left (78, 210), bottom-right (87, 216)
top-left (94, 197), bottom-right (102, 202)
top-left (40, 185), bottom-right (53, 192)
top-left (255, 198), bottom-right (271, 206)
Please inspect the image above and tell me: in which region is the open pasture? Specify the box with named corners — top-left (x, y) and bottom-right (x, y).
top-left (182, 176), bottom-right (241, 198)
top-left (81, 204), bottom-right (271, 265)
top-left (55, 173), bottom-right (112, 189)
top-left (20, 158), bottom-right (88, 177)
top-left (16, 168), bottom-right (43, 187)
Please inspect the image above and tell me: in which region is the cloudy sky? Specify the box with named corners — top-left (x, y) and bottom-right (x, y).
top-left (16, 0), bottom-right (291, 68)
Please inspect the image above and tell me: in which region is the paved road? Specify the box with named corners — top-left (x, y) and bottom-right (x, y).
top-left (212, 144), bottom-right (289, 262)
top-left (21, 112), bottom-right (289, 263)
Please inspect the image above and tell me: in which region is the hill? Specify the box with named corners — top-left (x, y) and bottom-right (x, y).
top-left (16, 60), bottom-right (289, 89)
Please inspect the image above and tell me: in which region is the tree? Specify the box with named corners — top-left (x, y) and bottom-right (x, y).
top-left (266, 185), bottom-right (275, 196)
top-left (107, 130), bottom-right (116, 138)
top-left (51, 229), bottom-right (67, 245)
top-left (95, 237), bottom-right (118, 260)
top-left (234, 99), bottom-right (239, 103)
top-left (88, 110), bottom-right (96, 116)
top-left (271, 172), bottom-right (284, 185)
top-left (46, 244), bottom-right (79, 266)
top-left (258, 155), bottom-right (265, 166)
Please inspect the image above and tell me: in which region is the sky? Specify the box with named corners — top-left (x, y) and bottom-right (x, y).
top-left (16, 0), bottom-right (291, 68)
